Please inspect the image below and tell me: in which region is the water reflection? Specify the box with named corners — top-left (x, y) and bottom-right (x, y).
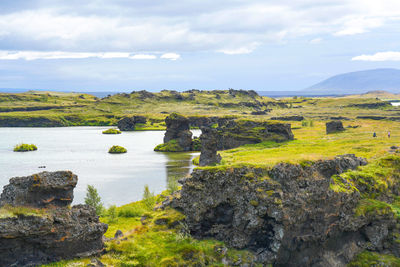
top-left (163, 152), bottom-right (199, 186)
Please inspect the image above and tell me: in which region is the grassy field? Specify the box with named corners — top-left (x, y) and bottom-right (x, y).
top-left (1, 89), bottom-right (399, 128)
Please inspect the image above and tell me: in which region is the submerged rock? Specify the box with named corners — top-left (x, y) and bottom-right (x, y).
top-left (0, 171), bottom-right (107, 267)
top-left (172, 154), bottom-right (386, 266)
top-left (326, 120), bottom-right (345, 134)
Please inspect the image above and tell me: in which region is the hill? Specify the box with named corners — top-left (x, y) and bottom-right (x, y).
top-left (305, 68), bottom-right (400, 94)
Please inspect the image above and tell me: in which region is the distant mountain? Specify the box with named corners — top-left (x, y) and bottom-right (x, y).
top-left (305, 68), bottom-right (400, 94)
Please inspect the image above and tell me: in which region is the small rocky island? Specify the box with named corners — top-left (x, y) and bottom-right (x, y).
top-left (0, 171), bottom-right (107, 266)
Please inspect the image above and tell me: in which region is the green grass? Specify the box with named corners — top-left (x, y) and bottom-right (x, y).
top-left (348, 251), bottom-right (400, 267)
top-left (102, 128), bottom-right (121, 134)
top-left (13, 143), bottom-right (37, 152)
top-left (108, 145), bottom-right (127, 154)
top-left (154, 139), bottom-right (184, 152)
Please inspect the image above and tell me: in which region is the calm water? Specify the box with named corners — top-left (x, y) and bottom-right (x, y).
top-left (0, 127), bottom-right (199, 206)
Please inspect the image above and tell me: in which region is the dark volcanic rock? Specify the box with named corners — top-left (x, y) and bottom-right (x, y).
top-left (172, 155), bottom-right (381, 266)
top-left (0, 171), bottom-right (107, 267)
top-left (0, 171), bottom-right (77, 208)
top-left (347, 102), bottom-right (391, 109)
top-left (198, 119), bottom-right (293, 165)
top-left (199, 127), bottom-right (221, 166)
top-left (326, 120), bottom-right (345, 134)
top-left (117, 116), bottom-right (147, 131)
top-left (356, 115), bottom-right (387, 120)
top-left (163, 113), bottom-right (193, 151)
top-left (270, 115), bottom-right (304, 121)
top-left (188, 116), bottom-right (218, 128)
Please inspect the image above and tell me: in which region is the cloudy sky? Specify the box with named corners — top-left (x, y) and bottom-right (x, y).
top-left (1, 0), bottom-right (400, 92)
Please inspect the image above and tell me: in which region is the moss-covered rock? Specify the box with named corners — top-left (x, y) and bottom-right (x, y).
top-left (108, 145), bottom-right (127, 154)
top-left (13, 144), bottom-right (37, 152)
top-left (102, 128), bottom-right (121, 134)
top-left (154, 139), bottom-right (184, 152)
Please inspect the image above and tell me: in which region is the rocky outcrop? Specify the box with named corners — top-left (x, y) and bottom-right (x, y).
top-left (270, 115), bottom-right (304, 121)
top-left (0, 171), bottom-right (77, 208)
top-left (326, 121), bottom-right (345, 134)
top-left (172, 154), bottom-right (393, 266)
top-left (0, 116), bottom-right (65, 127)
top-left (198, 119), bottom-right (294, 165)
top-left (0, 171), bottom-right (108, 266)
top-left (199, 127), bottom-right (221, 166)
top-left (215, 119), bottom-right (293, 150)
top-left (188, 116), bottom-right (218, 128)
top-left (158, 113), bottom-right (193, 152)
top-left (117, 116), bottom-right (147, 131)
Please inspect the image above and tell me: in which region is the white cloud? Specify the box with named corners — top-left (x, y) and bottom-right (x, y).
top-left (334, 17), bottom-right (383, 36)
top-left (309, 38), bottom-right (322, 44)
top-left (130, 54), bottom-right (157, 60)
top-left (160, 53), bottom-right (181, 60)
top-left (352, 51), bottom-right (400, 61)
top-left (0, 51), bottom-right (158, 60)
top-left (0, 1), bottom-right (400, 56)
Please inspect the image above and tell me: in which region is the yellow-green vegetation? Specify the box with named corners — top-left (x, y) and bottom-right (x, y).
top-left (0, 205), bottom-right (47, 219)
top-left (108, 145), bottom-right (127, 154)
top-left (218, 120), bottom-right (400, 167)
top-left (44, 191), bottom-right (259, 267)
top-left (154, 140), bottom-right (183, 152)
top-left (13, 143), bottom-right (37, 152)
top-left (102, 128), bottom-right (121, 134)
top-left (348, 251), bottom-right (400, 267)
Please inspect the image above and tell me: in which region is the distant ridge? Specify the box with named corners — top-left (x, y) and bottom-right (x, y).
top-left (305, 68), bottom-right (400, 94)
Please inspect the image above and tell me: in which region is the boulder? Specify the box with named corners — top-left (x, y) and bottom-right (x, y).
top-left (199, 127), bottom-right (221, 166)
top-left (0, 171), bottom-right (77, 208)
top-left (326, 120), bottom-right (345, 134)
top-left (0, 171), bottom-right (108, 266)
top-left (172, 155), bottom-right (386, 266)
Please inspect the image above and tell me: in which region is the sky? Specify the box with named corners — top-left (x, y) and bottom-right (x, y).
top-left (1, 0), bottom-right (400, 92)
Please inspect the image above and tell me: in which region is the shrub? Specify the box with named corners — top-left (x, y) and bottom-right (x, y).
top-left (109, 145), bottom-right (127, 154)
top-left (143, 185), bottom-right (156, 210)
top-left (102, 128), bottom-right (121, 134)
top-left (191, 137), bottom-right (201, 151)
top-left (84, 185), bottom-right (104, 216)
top-left (118, 205), bottom-right (146, 218)
top-left (13, 144), bottom-right (37, 152)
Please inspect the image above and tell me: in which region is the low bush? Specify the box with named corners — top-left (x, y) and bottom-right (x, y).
top-left (154, 140), bottom-right (183, 152)
top-left (13, 143), bottom-right (37, 152)
top-left (108, 145), bottom-right (127, 154)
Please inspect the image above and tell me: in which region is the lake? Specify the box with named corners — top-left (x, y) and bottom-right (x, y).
top-left (0, 127), bottom-right (200, 206)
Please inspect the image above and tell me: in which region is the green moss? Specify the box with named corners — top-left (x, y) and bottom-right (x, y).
top-left (154, 139), bottom-right (184, 152)
top-left (102, 128), bottom-right (121, 134)
top-left (250, 200), bottom-right (259, 207)
top-left (348, 251), bottom-right (400, 267)
top-left (355, 199), bottom-right (395, 218)
top-left (13, 143), bottom-right (37, 152)
top-left (0, 205), bottom-right (47, 219)
top-left (108, 145), bottom-right (127, 154)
